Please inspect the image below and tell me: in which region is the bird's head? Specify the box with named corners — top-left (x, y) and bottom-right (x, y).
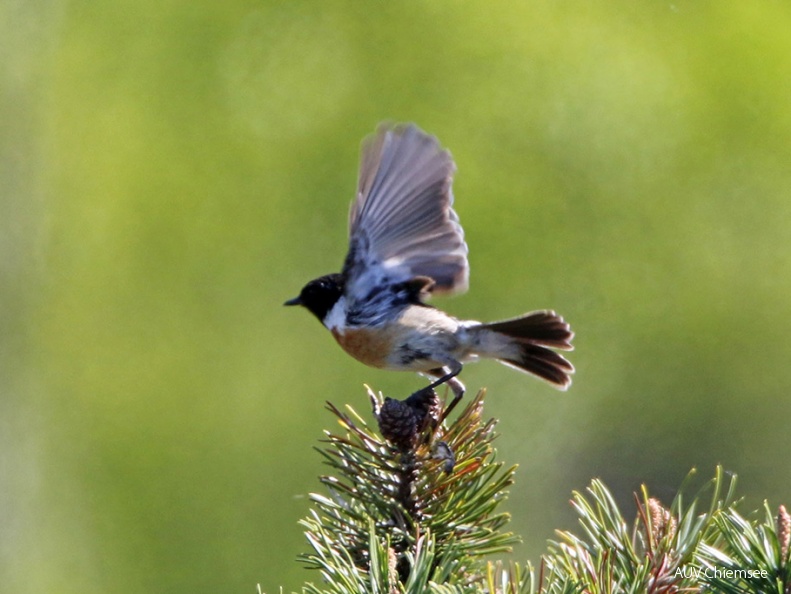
top-left (284, 273), bottom-right (345, 323)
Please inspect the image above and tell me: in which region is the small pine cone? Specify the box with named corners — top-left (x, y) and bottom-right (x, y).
top-left (403, 387), bottom-right (442, 429)
top-left (432, 440), bottom-right (455, 474)
top-left (648, 498), bottom-right (676, 544)
top-left (387, 547), bottom-right (399, 594)
top-left (778, 504), bottom-right (790, 561)
top-left (377, 397), bottom-right (419, 448)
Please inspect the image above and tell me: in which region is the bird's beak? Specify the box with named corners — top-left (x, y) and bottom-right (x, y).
top-left (284, 296), bottom-right (302, 306)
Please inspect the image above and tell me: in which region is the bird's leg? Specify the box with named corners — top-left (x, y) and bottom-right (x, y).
top-left (439, 375), bottom-right (465, 423)
top-left (425, 360), bottom-right (462, 391)
top-left (402, 361), bottom-right (464, 438)
top-left (425, 361), bottom-right (465, 423)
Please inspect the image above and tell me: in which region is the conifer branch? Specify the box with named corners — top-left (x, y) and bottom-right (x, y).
top-left (300, 387), bottom-right (517, 591)
top-left (289, 387), bottom-right (789, 594)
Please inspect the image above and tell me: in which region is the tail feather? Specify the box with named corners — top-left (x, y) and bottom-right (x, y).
top-left (500, 343), bottom-right (574, 390)
top-left (480, 310), bottom-right (574, 350)
top-left (475, 310), bottom-right (575, 390)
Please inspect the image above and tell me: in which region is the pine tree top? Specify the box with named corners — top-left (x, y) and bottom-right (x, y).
top-left (288, 387), bottom-right (790, 594)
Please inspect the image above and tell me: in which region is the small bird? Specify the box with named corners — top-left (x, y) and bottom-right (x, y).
top-left (285, 123), bottom-right (574, 412)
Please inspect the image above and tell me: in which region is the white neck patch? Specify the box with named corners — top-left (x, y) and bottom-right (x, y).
top-left (323, 295), bottom-right (347, 332)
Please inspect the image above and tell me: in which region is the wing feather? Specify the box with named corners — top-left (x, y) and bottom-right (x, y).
top-left (344, 123), bottom-right (469, 300)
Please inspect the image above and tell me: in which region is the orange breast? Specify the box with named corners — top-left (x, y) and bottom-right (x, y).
top-left (331, 327), bottom-right (395, 369)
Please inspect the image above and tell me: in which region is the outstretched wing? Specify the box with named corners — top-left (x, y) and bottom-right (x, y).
top-left (343, 123), bottom-right (469, 303)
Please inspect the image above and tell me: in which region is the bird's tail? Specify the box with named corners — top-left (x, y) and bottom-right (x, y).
top-left (469, 310), bottom-right (575, 390)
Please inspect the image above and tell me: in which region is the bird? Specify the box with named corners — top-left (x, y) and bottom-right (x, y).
top-left (285, 123), bottom-right (574, 413)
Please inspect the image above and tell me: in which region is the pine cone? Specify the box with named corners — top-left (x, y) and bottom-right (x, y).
top-left (403, 387), bottom-right (442, 430)
top-left (778, 504), bottom-right (790, 561)
top-left (377, 397), bottom-right (419, 448)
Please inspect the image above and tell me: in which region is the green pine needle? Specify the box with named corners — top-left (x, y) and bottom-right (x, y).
top-left (289, 387), bottom-right (790, 594)
top-left (299, 388), bottom-right (518, 591)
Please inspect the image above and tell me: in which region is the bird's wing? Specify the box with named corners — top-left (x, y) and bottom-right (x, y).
top-left (343, 123), bottom-right (469, 302)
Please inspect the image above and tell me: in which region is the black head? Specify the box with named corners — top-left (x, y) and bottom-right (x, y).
top-left (284, 273), bottom-right (345, 323)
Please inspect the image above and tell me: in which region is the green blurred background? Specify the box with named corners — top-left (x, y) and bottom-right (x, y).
top-left (4, 0), bottom-right (791, 591)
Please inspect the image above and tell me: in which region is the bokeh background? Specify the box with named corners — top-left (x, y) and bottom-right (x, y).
top-left (4, 1), bottom-right (791, 591)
